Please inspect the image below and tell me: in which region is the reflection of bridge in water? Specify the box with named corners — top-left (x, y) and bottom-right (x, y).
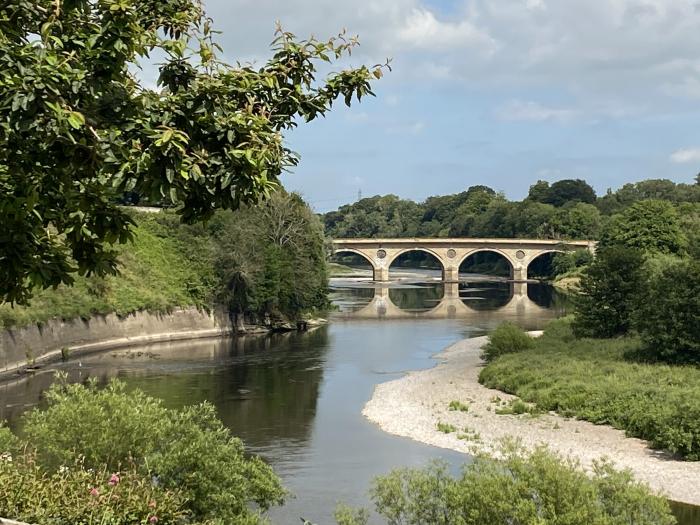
top-left (338, 282), bottom-right (558, 322)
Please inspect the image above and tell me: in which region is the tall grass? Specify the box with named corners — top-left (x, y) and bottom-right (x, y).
top-left (0, 213), bottom-right (215, 329)
top-left (479, 319), bottom-right (700, 460)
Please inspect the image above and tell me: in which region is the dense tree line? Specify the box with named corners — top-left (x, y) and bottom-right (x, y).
top-left (323, 177), bottom-right (700, 244)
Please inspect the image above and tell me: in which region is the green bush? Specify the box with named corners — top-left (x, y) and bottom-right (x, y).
top-left (481, 322), bottom-right (534, 363)
top-left (20, 377), bottom-right (284, 524)
top-left (0, 454), bottom-right (193, 525)
top-left (480, 319), bottom-right (700, 460)
top-left (337, 442), bottom-right (674, 525)
top-left (634, 260), bottom-right (700, 364)
top-left (551, 249), bottom-right (594, 276)
top-left (572, 246), bottom-right (646, 337)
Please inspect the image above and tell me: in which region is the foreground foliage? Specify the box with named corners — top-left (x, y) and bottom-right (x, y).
top-left (0, 455), bottom-right (192, 525)
top-left (480, 320), bottom-right (700, 460)
top-left (0, 0), bottom-right (384, 304)
top-left (334, 442), bottom-right (674, 525)
top-left (2, 378), bottom-right (285, 524)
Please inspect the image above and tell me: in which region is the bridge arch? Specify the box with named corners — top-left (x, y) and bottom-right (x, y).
top-left (458, 248), bottom-right (515, 279)
top-left (387, 248), bottom-right (446, 280)
top-left (526, 249), bottom-right (566, 280)
top-left (330, 248), bottom-right (379, 279)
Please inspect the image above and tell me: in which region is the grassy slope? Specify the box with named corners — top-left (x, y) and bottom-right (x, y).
top-left (0, 215), bottom-right (214, 329)
top-left (479, 320), bottom-right (700, 460)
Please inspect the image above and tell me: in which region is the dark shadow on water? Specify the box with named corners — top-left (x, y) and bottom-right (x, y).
top-left (459, 281), bottom-right (511, 310)
top-left (389, 284), bottom-right (444, 311)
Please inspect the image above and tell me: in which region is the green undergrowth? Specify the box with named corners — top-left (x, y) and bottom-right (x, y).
top-left (479, 319), bottom-right (700, 460)
top-left (0, 213), bottom-right (215, 329)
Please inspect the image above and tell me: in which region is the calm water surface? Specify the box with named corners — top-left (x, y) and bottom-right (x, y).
top-left (1, 278), bottom-right (697, 524)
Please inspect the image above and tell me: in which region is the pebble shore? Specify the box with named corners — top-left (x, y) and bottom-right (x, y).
top-left (362, 335), bottom-right (700, 505)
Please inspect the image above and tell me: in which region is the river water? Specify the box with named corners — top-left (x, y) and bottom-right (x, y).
top-left (1, 277), bottom-right (698, 525)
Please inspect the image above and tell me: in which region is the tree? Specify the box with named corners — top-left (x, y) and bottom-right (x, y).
top-left (573, 246), bottom-right (645, 338)
top-left (556, 202), bottom-right (602, 239)
top-left (542, 179), bottom-right (597, 207)
top-left (526, 179), bottom-right (550, 202)
top-left (600, 200), bottom-right (687, 255)
top-left (634, 260), bottom-right (700, 363)
top-left (0, 1), bottom-right (385, 304)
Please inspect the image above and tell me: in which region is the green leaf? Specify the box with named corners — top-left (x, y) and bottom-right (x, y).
top-left (67, 111), bottom-right (86, 129)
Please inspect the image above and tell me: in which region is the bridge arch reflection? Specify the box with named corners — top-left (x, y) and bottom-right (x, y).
top-left (338, 281), bottom-right (557, 323)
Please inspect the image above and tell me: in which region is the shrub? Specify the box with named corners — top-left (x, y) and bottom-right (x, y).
top-left (0, 453), bottom-right (192, 525)
top-left (436, 422), bottom-right (457, 434)
top-left (551, 249), bottom-right (594, 276)
top-left (0, 424), bottom-right (18, 455)
top-left (572, 246), bottom-right (645, 338)
top-left (448, 400), bottom-right (469, 412)
top-left (21, 377), bottom-right (284, 524)
top-left (481, 322), bottom-right (534, 363)
top-left (340, 443), bottom-right (674, 525)
top-left (480, 319), bottom-right (700, 460)
top-left (634, 260), bottom-right (700, 364)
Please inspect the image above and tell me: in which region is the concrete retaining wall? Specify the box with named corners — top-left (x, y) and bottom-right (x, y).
top-left (0, 307), bottom-right (241, 377)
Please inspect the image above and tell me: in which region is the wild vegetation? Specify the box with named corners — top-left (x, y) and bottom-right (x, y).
top-left (331, 442), bottom-right (674, 525)
top-left (0, 191), bottom-right (329, 328)
top-left (480, 322), bottom-right (535, 363)
top-left (480, 319), bottom-right (700, 460)
top-left (0, 378), bottom-right (284, 524)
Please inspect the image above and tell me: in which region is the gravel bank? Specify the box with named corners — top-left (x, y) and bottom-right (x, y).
top-left (363, 335), bottom-right (700, 505)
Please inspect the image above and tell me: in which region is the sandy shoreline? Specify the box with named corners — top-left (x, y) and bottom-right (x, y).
top-left (363, 335), bottom-right (700, 505)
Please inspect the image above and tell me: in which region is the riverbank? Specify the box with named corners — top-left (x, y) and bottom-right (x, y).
top-left (362, 335), bottom-right (700, 505)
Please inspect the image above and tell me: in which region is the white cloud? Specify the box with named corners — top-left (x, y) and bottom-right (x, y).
top-left (670, 147), bottom-right (700, 163)
top-left (396, 8), bottom-right (498, 53)
top-left (496, 100), bottom-right (577, 122)
top-left (198, 0), bottom-right (700, 116)
top-left (525, 0), bottom-right (546, 10)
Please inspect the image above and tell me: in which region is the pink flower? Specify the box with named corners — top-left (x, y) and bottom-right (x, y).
top-left (108, 473), bottom-right (120, 486)
top-left (148, 516), bottom-right (159, 524)
top-left (89, 487), bottom-right (99, 497)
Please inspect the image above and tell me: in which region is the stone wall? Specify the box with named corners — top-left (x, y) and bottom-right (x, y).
top-left (0, 307), bottom-right (241, 377)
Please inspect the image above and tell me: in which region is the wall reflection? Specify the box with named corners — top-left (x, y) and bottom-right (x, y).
top-left (1, 328), bottom-right (331, 451)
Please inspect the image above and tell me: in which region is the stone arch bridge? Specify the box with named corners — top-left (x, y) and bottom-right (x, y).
top-left (331, 238), bottom-right (595, 282)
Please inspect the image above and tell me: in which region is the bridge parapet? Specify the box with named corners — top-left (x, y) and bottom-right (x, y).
top-left (331, 238), bottom-right (595, 282)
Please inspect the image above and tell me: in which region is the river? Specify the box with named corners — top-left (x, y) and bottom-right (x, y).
top-left (1, 276), bottom-right (698, 525)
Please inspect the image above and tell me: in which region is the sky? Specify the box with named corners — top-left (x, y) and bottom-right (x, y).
top-left (175, 0), bottom-right (700, 211)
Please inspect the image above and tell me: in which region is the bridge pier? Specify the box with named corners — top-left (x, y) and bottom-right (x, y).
top-left (443, 266), bottom-right (459, 282)
top-left (373, 267), bottom-right (389, 282)
top-left (512, 266), bottom-right (527, 282)
top-left (444, 282), bottom-right (460, 298)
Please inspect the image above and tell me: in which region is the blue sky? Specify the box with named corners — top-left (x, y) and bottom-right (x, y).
top-left (189, 0), bottom-right (700, 211)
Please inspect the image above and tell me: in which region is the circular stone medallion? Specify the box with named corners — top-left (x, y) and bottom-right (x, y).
top-left (377, 249), bottom-right (387, 259)
top-left (516, 250), bottom-right (526, 260)
top-left (446, 248), bottom-right (457, 259)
